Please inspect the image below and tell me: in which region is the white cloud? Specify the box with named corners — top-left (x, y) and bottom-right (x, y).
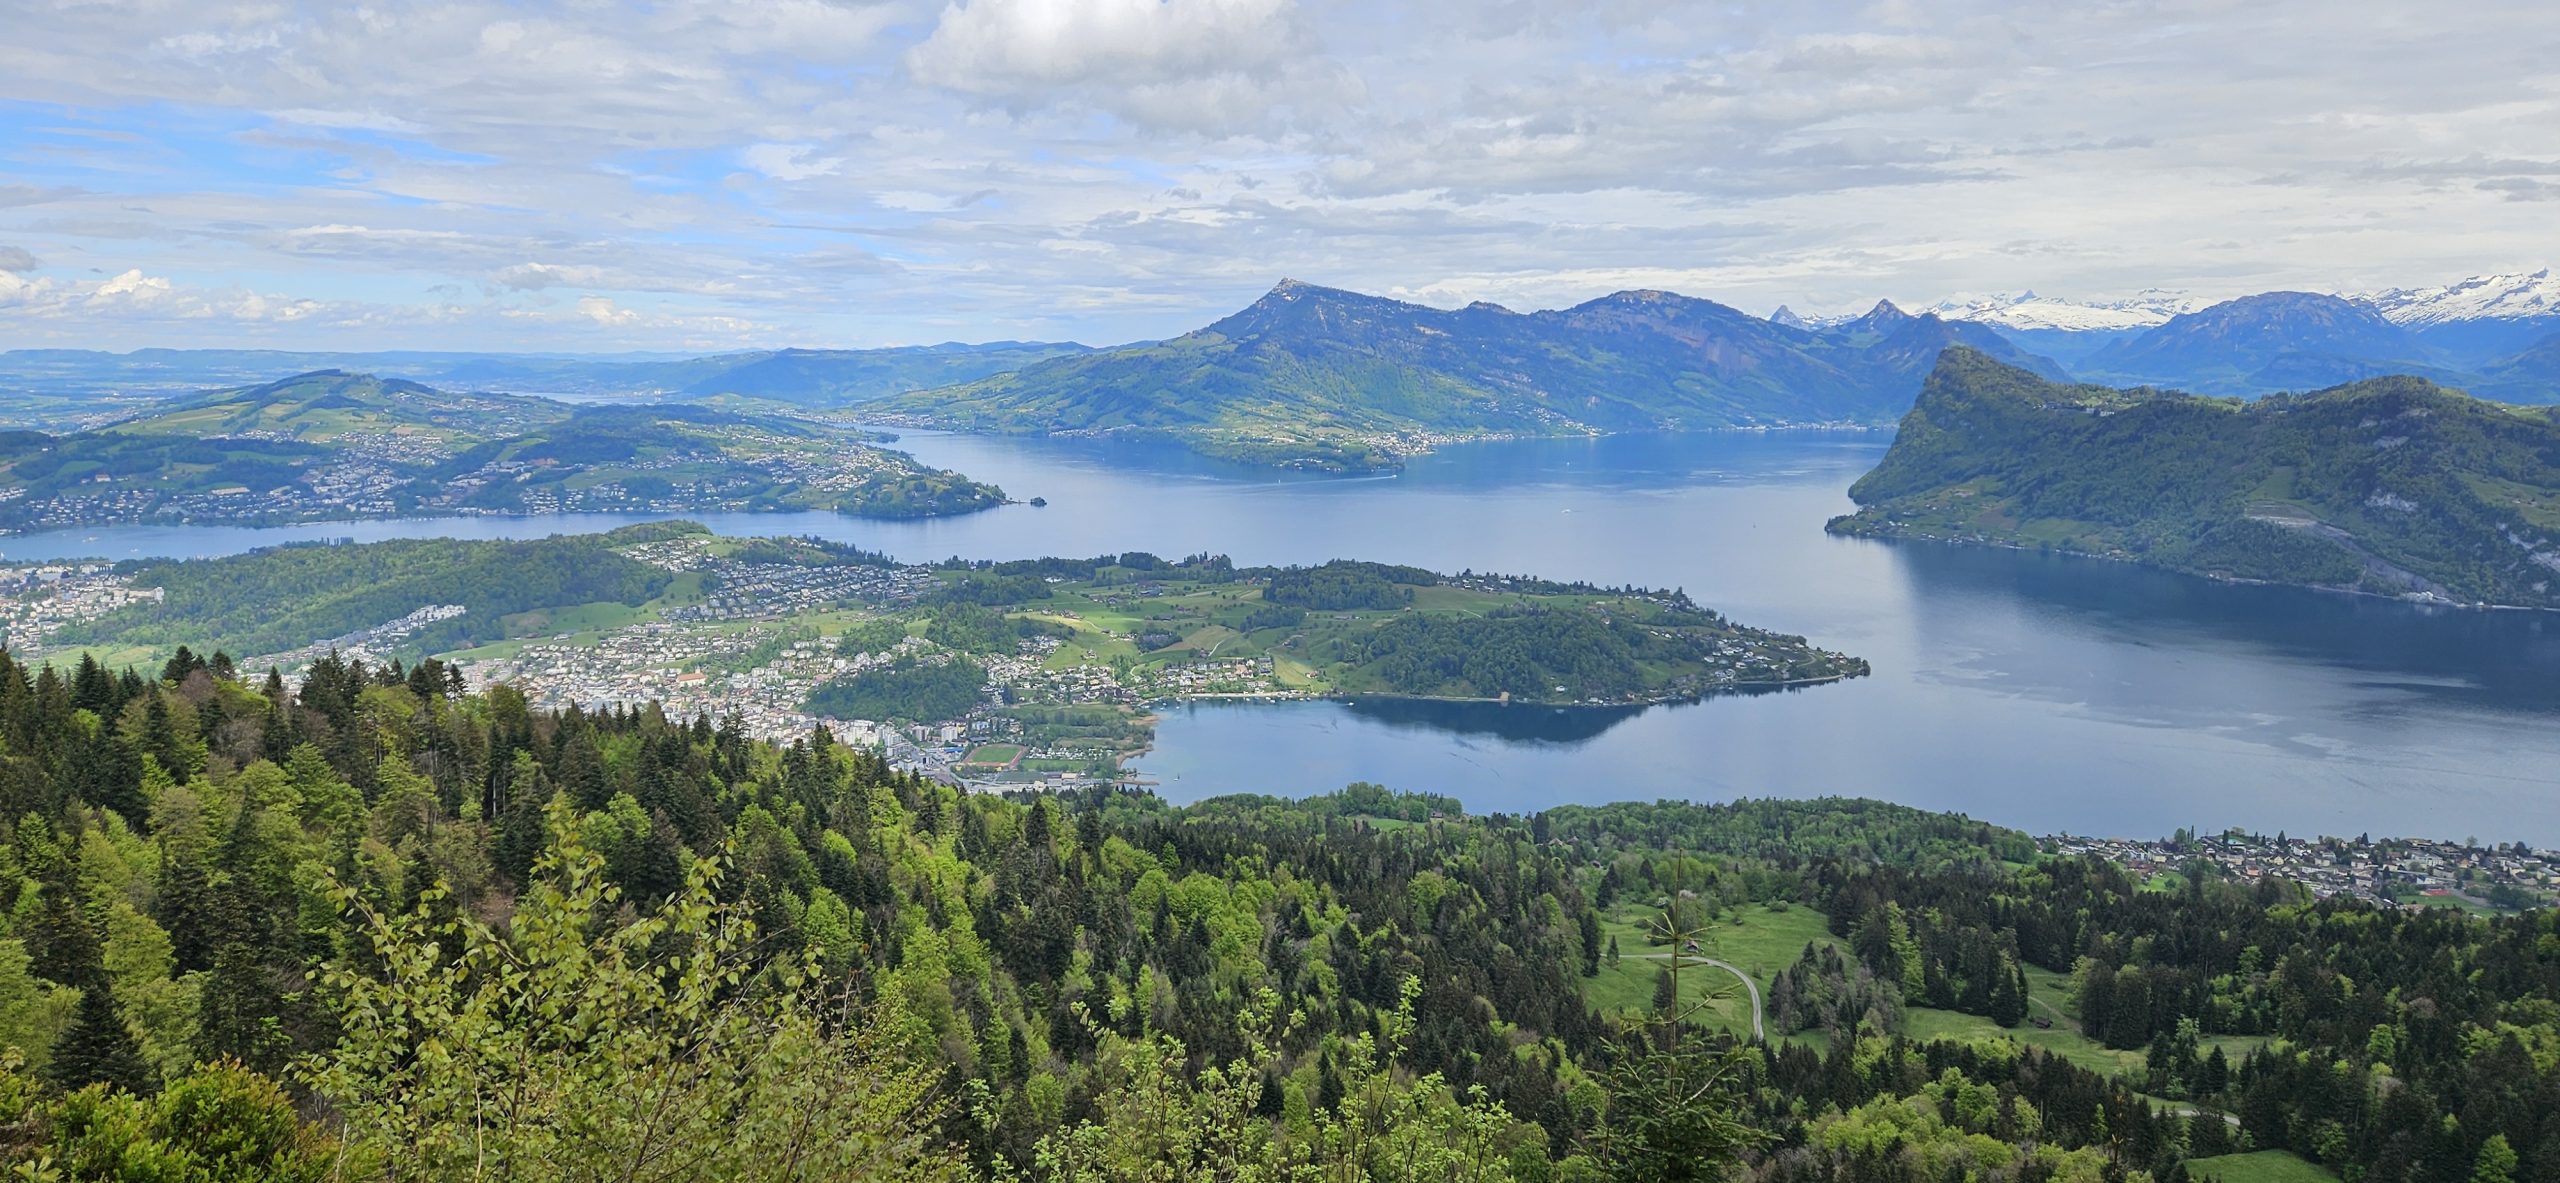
top-left (911, 0), bottom-right (1304, 90)
top-left (0, 0), bottom-right (2554, 348)
top-left (741, 143), bottom-right (848, 181)
top-left (576, 295), bottom-right (642, 326)
top-left (494, 262), bottom-right (613, 291)
top-left (270, 108), bottom-right (429, 134)
top-left (906, 0), bottom-right (1342, 132)
top-left (87, 269), bottom-right (176, 307)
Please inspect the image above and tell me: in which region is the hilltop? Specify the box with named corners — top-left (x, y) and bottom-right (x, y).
top-left (873, 280), bottom-right (2061, 470)
top-left (1827, 349), bottom-right (2560, 608)
top-left (105, 369), bottom-right (569, 445)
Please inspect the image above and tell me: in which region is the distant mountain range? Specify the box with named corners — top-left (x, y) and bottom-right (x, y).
top-left (5, 269), bottom-right (2555, 463)
top-left (0, 342), bottom-right (1089, 429)
top-left (1828, 349), bottom-right (2560, 608)
top-left (868, 280), bottom-right (2063, 469)
top-left (1899, 270), bottom-right (2560, 392)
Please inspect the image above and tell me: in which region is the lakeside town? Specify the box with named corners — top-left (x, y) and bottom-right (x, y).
top-left (2, 552), bottom-right (2555, 912)
top-left (2048, 830), bottom-right (2560, 913)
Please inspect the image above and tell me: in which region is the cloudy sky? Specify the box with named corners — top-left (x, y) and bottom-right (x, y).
top-left (2, 0), bottom-right (2555, 351)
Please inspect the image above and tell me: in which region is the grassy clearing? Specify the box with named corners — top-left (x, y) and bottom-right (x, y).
top-left (1903, 1007), bottom-right (2146, 1077)
top-left (439, 639), bottom-right (529, 663)
top-left (1915, 969), bottom-right (2268, 1081)
top-left (1584, 903), bottom-right (1841, 1036)
top-left (2405, 892), bottom-right (2499, 915)
top-left (2185, 1151), bottom-right (2341, 1183)
top-left (42, 644), bottom-right (161, 673)
top-left (501, 599), bottom-right (656, 639)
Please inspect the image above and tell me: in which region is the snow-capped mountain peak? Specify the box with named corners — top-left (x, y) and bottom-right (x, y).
top-left (2353, 269), bottom-right (2560, 327)
top-left (1916, 290), bottom-right (2206, 333)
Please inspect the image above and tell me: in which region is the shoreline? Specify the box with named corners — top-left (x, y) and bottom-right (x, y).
top-left (1109, 671), bottom-right (1869, 780)
top-left (1315, 670), bottom-right (1865, 709)
top-left (0, 499), bottom-right (1008, 548)
top-left (868, 418), bottom-right (1896, 474)
top-left (1829, 519), bottom-right (2560, 614)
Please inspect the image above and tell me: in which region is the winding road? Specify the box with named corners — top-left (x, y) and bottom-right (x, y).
top-left (1637, 953), bottom-right (1765, 1041)
top-left (1704, 958), bottom-right (1765, 1041)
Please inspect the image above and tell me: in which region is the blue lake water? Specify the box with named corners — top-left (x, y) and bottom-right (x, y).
top-left (3, 429), bottom-right (2554, 844)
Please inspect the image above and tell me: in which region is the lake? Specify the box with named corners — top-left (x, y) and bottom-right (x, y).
top-left (3, 428), bottom-right (2554, 844)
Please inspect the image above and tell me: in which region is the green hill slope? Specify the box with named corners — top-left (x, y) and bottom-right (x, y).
top-left (1827, 349), bottom-right (2560, 608)
top-left (0, 372), bottom-right (1006, 529)
top-left (874, 281), bottom-right (2063, 470)
top-left (52, 524), bottom-right (691, 658)
top-left (108, 369), bottom-right (569, 448)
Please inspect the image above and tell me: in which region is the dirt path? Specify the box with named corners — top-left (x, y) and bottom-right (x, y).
top-left (1635, 953), bottom-right (1765, 1040)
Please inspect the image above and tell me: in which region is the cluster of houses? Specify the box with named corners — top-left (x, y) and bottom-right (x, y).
top-left (2049, 830), bottom-right (2560, 911)
top-left (663, 562), bottom-right (936, 623)
top-left (1129, 655), bottom-right (1291, 698)
top-left (981, 639), bottom-right (1142, 708)
top-left (0, 564), bottom-right (163, 652)
top-left (460, 623), bottom-right (904, 744)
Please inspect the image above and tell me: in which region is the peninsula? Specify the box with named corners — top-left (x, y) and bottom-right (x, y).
top-left (14, 527), bottom-right (1868, 786)
top-left (1828, 349), bottom-right (2560, 609)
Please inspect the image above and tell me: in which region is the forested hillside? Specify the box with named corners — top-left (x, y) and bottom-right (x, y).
top-left (1830, 349), bottom-right (2560, 607)
top-left (52, 523), bottom-right (695, 659)
top-left (0, 648), bottom-right (2547, 1180)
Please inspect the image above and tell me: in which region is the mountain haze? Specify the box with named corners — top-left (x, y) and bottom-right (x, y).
top-left (2075, 292), bottom-right (2453, 393)
top-left (874, 280), bottom-right (2064, 469)
top-left (0, 341), bottom-right (1093, 427)
top-left (1930, 273), bottom-right (2560, 394)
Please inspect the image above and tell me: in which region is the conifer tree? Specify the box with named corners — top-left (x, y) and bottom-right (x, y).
top-left (1988, 957), bottom-right (2028, 1027)
top-left (47, 981), bottom-right (153, 1096)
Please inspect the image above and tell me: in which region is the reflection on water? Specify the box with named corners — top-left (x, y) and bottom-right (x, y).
top-left (1331, 679), bottom-right (1855, 747)
top-left (1886, 541), bottom-right (2560, 717)
top-left (1336, 697), bottom-right (1650, 746)
top-left (3, 428), bottom-right (2555, 842)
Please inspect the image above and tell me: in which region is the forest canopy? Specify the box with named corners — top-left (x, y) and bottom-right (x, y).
top-left (0, 649), bottom-right (2544, 1183)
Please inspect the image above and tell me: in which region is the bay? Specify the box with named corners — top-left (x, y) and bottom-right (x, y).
top-left (2, 428), bottom-right (2553, 844)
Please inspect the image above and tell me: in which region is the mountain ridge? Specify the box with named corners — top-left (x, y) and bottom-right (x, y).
top-left (870, 280), bottom-right (2065, 470)
top-left (2074, 291), bottom-right (2450, 393)
top-left (1828, 349), bottom-right (2560, 608)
